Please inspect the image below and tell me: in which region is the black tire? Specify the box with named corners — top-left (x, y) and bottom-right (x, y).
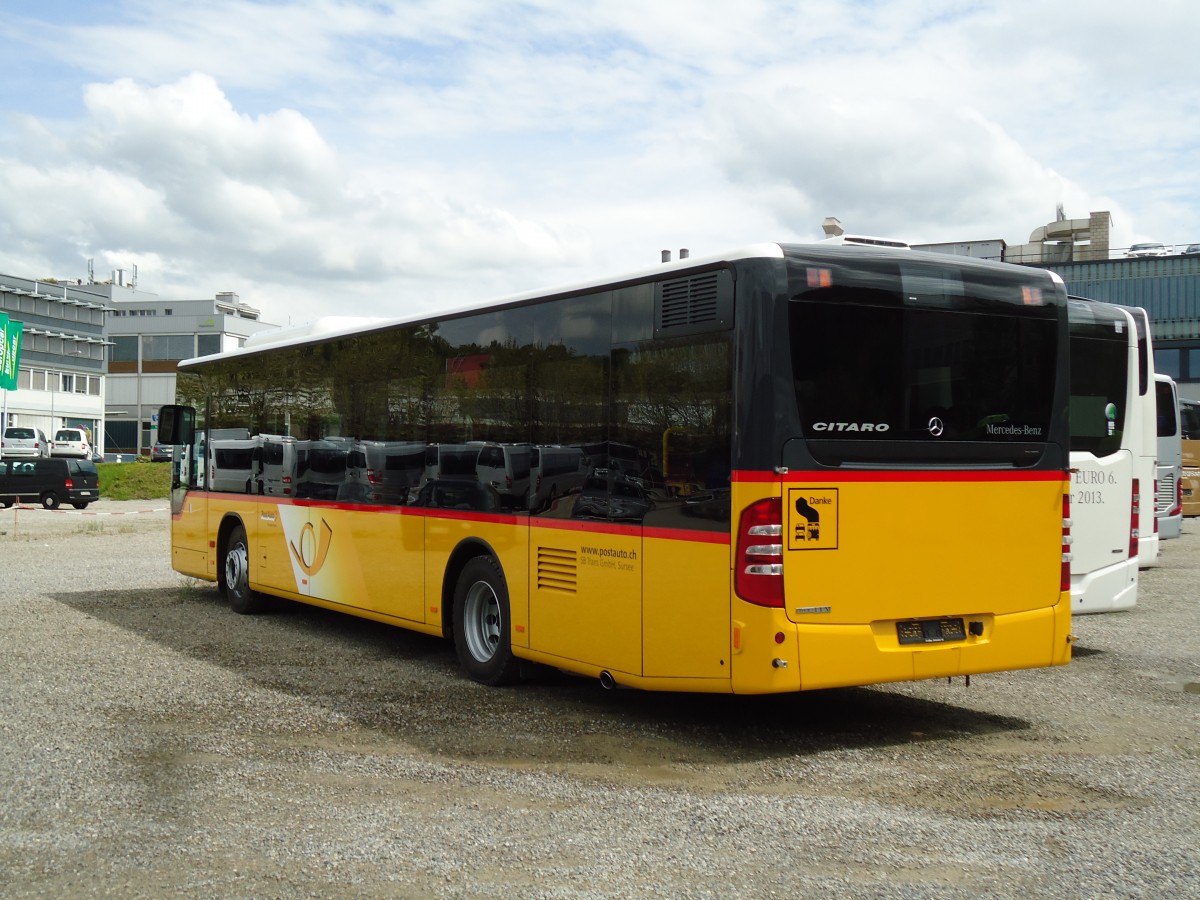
top-left (40, 492), bottom-right (60, 510)
top-left (223, 523), bottom-right (267, 614)
top-left (452, 556), bottom-right (520, 685)
top-left (72, 502), bottom-right (89, 510)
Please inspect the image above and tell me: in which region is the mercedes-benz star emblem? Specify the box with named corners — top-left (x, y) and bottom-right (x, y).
top-left (927, 416), bottom-right (945, 437)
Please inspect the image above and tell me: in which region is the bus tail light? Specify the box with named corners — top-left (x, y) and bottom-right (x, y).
top-left (735, 498), bottom-right (784, 607)
top-left (1129, 479), bottom-right (1140, 558)
top-left (1172, 479), bottom-right (1183, 517)
top-left (1061, 492), bottom-right (1072, 593)
top-left (1153, 479), bottom-right (1159, 534)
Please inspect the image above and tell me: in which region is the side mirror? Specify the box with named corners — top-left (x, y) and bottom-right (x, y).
top-left (158, 405), bottom-right (196, 445)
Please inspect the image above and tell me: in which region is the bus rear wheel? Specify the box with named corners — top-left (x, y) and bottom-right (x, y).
top-left (223, 523), bottom-right (267, 614)
top-left (453, 556), bottom-right (520, 685)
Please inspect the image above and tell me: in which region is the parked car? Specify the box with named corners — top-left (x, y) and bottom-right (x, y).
top-left (1126, 242), bottom-right (1170, 258)
top-left (150, 441), bottom-right (173, 462)
top-left (0, 457), bottom-right (100, 509)
top-left (1183, 244), bottom-right (1200, 256)
top-left (1, 426), bottom-right (51, 459)
top-left (51, 427), bottom-right (92, 459)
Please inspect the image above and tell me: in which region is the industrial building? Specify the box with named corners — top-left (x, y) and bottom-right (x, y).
top-left (1, 271), bottom-right (277, 457)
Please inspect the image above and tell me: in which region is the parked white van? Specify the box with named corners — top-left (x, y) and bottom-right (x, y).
top-left (209, 438), bottom-right (259, 494)
top-left (474, 442), bottom-right (533, 507)
top-left (530, 445), bottom-right (586, 511)
top-left (256, 435), bottom-right (299, 497)
top-left (344, 440), bottom-right (426, 505)
top-left (2, 425), bottom-right (51, 459)
top-left (51, 427), bottom-right (92, 459)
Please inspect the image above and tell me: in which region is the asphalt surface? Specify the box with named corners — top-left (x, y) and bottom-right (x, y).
top-left (1, 500), bottom-right (1197, 898)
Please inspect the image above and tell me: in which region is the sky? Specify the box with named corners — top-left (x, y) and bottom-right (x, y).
top-left (1, 0), bottom-right (1197, 327)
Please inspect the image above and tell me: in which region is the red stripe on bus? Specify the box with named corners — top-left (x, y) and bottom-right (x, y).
top-left (644, 526), bottom-right (729, 545)
top-left (530, 517), bottom-right (641, 538)
top-left (532, 517), bottom-right (729, 544)
top-left (732, 469), bottom-right (1067, 483)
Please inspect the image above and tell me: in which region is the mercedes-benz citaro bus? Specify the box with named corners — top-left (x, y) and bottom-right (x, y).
top-left (1066, 298), bottom-right (1142, 614)
top-left (1126, 306), bottom-right (1161, 567)
top-left (157, 243), bottom-right (1073, 693)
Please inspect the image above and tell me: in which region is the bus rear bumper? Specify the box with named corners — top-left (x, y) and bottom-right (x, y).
top-left (1071, 559), bottom-right (1137, 615)
top-left (784, 598), bottom-right (1072, 692)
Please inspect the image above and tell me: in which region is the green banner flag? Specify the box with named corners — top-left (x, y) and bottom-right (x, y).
top-left (1, 314), bottom-right (23, 391)
top-left (0, 312), bottom-right (8, 388)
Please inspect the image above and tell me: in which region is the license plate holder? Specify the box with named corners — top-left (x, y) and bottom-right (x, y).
top-left (896, 617), bottom-right (966, 645)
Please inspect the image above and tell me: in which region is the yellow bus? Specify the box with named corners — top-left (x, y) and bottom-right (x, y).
top-left (158, 242), bottom-right (1073, 693)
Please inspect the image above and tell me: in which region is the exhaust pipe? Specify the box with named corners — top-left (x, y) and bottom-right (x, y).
top-left (599, 670), bottom-right (617, 690)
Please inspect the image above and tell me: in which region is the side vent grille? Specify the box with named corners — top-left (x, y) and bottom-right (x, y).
top-left (537, 547), bottom-right (578, 594)
top-left (654, 269), bottom-right (734, 337)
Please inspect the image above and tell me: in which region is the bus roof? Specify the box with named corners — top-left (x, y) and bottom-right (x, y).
top-left (186, 243), bottom-right (789, 366)
top-left (182, 240), bottom-right (1061, 368)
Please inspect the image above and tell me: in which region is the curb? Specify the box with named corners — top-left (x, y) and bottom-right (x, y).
top-left (6, 504), bottom-right (168, 516)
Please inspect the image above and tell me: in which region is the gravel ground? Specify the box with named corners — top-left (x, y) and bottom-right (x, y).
top-left (1, 499), bottom-right (1197, 899)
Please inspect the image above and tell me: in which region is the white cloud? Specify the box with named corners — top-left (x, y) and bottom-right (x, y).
top-left (0, 0), bottom-right (1197, 323)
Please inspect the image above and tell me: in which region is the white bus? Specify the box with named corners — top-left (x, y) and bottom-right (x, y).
top-left (1154, 374), bottom-right (1183, 539)
top-left (1128, 307), bottom-right (1160, 567)
top-left (1067, 298), bottom-right (1140, 614)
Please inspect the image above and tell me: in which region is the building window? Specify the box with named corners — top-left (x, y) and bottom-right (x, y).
top-left (141, 334), bottom-right (194, 373)
top-left (109, 335), bottom-right (138, 374)
top-left (110, 335), bottom-right (138, 362)
top-left (143, 334), bottom-right (194, 361)
top-left (1155, 345), bottom-right (1200, 382)
top-left (197, 333), bottom-right (221, 356)
top-left (1187, 349), bottom-right (1200, 382)
top-left (1155, 349), bottom-right (1181, 379)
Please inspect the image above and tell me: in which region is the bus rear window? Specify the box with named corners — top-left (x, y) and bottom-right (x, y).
top-left (787, 258), bottom-right (1060, 465)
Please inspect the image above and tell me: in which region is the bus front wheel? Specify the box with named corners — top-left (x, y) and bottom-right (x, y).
top-left (223, 523), bottom-right (267, 614)
top-left (452, 556), bottom-right (520, 685)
